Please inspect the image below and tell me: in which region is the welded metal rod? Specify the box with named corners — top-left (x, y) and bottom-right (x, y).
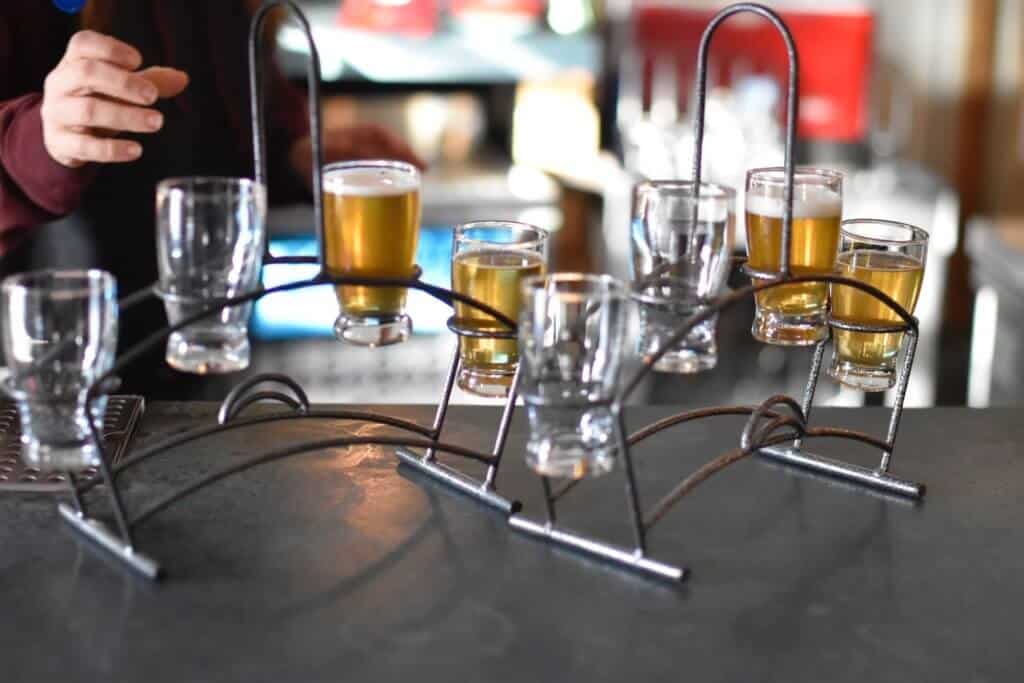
top-left (614, 405), bottom-right (647, 554)
top-left (395, 449), bottom-right (521, 515)
top-left (759, 446), bottom-right (924, 499)
top-left (59, 504), bottom-right (162, 580)
top-left (692, 3), bottom-right (798, 276)
top-left (795, 338), bottom-right (829, 451)
top-left (881, 328), bottom-right (919, 472)
top-left (424, 346), bottom-right (461, 462)
top-left (483, 364), bottom-right (522, 489)
top-left (250, 0), bottom-right (325, 265)
top-left (508, 515), bottom-right (686, 583)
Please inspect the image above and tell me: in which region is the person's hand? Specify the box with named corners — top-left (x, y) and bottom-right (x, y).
top-left (289, 123), bottom-right (426, 187)
top-left (41, 31), bottom-right (189, 168)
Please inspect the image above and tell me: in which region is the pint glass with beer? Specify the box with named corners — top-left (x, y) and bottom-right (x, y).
top-left (829, 219), bottom-right (928, 391)
top-left (323, 160), bottom-right (421, 346)
top-left (451, 221), bottom-right (548, 398)
top-left (745, 167), bottom-right (843, 345)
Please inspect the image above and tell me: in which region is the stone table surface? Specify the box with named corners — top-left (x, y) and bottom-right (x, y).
top-left (2, 403), bottom-right (1022, 682)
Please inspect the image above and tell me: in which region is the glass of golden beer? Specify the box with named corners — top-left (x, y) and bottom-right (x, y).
top-left (828, 219), bottom-right (928, 391)
top-left (452, 221), bottom-right (548, 398)
top-left (745, 167), bottom-right (843, 345)
top-left (323, 160), bottom-right (421, 347)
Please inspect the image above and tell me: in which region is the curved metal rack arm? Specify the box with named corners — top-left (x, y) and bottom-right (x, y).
top-left (218, 373), bottom-right (311, 424)
top-left (249, 0), bottom-right (326, 266)
top-left (129, 435), bottom-right (498, 529)
top-left (641, 422), bottom-right (895, 530)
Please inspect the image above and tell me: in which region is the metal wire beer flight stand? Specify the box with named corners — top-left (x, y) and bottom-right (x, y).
top-left (52, 0), bottom-right (522, 579)
top-left (14, 1), bottom-right (924, 584)
top-left (506, 2), bottom-right (925, 581)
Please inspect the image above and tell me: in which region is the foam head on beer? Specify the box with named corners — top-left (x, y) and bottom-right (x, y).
top-left (323, 165), bottom-right (421, 197)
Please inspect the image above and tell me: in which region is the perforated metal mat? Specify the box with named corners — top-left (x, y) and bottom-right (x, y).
top-left (0, 396), bottom-right (145, 493)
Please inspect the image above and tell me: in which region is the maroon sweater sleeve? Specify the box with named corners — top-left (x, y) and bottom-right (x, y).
top-left (0, 3), bottom-right (97, 258)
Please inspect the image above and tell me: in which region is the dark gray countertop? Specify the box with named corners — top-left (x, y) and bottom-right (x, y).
top-left (3, 403), bottom-right (1021, 682)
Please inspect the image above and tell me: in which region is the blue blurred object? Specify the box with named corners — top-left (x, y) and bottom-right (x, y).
top-left (53, 0), bottom-right (86, 13)
top-left (252, 226), bottom-right (454, 340)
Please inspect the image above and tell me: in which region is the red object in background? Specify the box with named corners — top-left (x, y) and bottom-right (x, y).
top-left (449, 0), bottom-right (546, 21)
top-left (633, 3), bottom-right (874, 143)
top-left (337, 0), bottom-right (440, 37)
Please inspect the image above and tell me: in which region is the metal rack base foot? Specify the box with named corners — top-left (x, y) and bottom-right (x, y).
top-left (395, 448), bottom-right (521, 515)
top-left (58, 504), bottom-right (162, 580)
top-left (508, 514), bottom-right (687, 583)
top-left (758, 446), bottom-right (924, 500)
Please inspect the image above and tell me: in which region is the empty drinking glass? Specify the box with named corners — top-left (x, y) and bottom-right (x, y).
top-left (519, 274), bottom-right (628, 478)
top-left (631, 180), bottom-right (734, 372)
top-left (156, 177), bottom-right (267, 374)
top-left (0, 270), bottom-right (118, 471)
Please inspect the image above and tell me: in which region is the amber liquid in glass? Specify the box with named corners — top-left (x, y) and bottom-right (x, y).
top-left (831, 250), bottom-right (924, 367)
top-left (745, 211), bottom-right (842, 315)
top-left (452, 249), bottom-right (545, 376)
top-left (323, 170), bottom-right (420, 318)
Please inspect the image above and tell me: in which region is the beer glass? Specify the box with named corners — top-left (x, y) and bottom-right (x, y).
top-left (631, 180), bottom-right (734, 372)
top-left (745, 167), bottom-right (843, 345)
top-left (451, 221), bottom-right (548, 398)
top-left (828, 219), bottom-right (928, 391)
top-left (157, 177), bottom-right (266, 374)
top-left (0, 270), bottom-right (117, 471)
top-left (519, 274), bottom-right (627, 478)
top-left (323, 160), bottom-right (421, 347)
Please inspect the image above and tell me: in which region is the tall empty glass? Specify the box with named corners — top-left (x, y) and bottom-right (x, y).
top-left (156, 177), bottom-right (266, 374)
top-left (745, 167), bottom-right (843, 345)
top-left (451, 221), bottom-right (548, 398)
top-left (829, 219), bottom-right (928, 391)
top-left (519, 274), bottom-right (627, 478)
top-left (631, 180), bottom-right (734, 373)
top-left (0, 270), bottom-right (118, 471)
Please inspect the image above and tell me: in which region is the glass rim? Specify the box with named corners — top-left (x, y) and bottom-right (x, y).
top-left (1, 268), bottom-right (115, 296)
top-left (454, 220), bottom-right (549, 250)
top-left (746, 166), bottom-right (844, 186)
top-left (157, 176), bottom-right (265, 194)
top-left (521, 272), bottom-right (627, 298)
top-left (840, 218), bottom-right (930, 246)
top-left (634, 180), bottom-right (736, 200)
top-left (322, 159), bottom-right (420, 179)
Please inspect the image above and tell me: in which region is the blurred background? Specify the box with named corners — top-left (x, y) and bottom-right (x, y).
top-left (240, 0), bottom-right (1023, 408)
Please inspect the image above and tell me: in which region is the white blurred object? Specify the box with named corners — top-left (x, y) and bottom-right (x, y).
top-left (608, 50), bottom-right (785, 280)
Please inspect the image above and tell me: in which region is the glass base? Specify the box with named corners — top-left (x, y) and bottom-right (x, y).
top-left (751, 308), bottom-right (828, 347)
top-left (653, 348), bottom-right (717, 374)
top-left (334, 313), bottom-right (411, 347)
top-left (457, 365), bottom-right (516, 399)
top-left (638, 304), bottom-right (719, 375)
top-left (20, 438), bottom-right (100, 472)
top-left (166, 329), bottom-right (250, 374)
top-left (828, 356), bottom-right (896, 392)
top-left (525, 404), bottom-right (617, 479)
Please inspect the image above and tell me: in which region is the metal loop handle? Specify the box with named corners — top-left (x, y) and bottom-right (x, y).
top-left (218, 373), bottom-right (311, 425)
top-left (691, 2), bottom-right (798, 277)
top-left (249, 0), bottom-right (325, 266)
top-left (740, 394), bottom-right (807, 452)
